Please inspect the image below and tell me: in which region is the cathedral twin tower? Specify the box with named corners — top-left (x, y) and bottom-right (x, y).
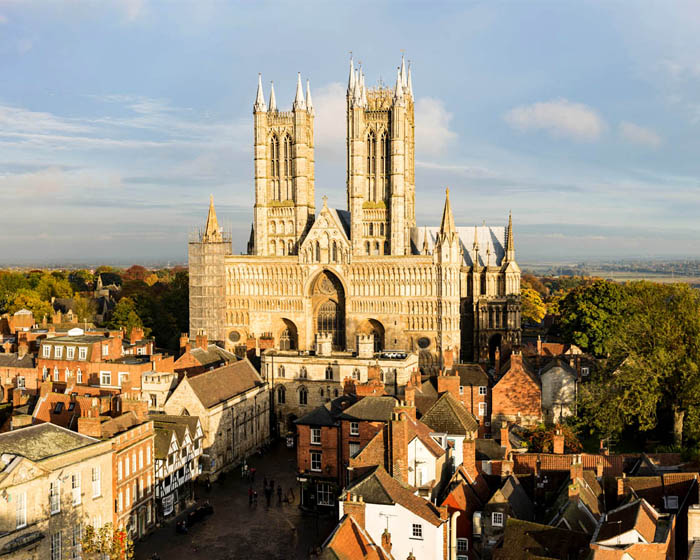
top-left (189, 55), bottom-right (521, 369)
top-left (251, 56), bottom-right (415, 258)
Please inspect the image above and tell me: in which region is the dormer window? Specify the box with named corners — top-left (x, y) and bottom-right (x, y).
top-left (66, 346), bottom-right (75, 360)
top-left (42, 345), bottom-right (51, 358)
top-left (102, 344), bottom-right (109, 357)
top-left (79, 347), bottom-right (87, 360)
top-left (54, 346), bottom-right (63, 359)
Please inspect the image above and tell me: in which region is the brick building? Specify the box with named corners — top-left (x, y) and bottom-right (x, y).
top-left (490, 353), bottom-right (541, 430)
top-left (0, 352), bottom-right (37, 403)
top-left (173, 331), bottom-right (237, 377)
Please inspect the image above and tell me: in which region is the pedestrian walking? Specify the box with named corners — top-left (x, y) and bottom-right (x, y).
top-left (248, 486), bottom-right (253, 506)
top-left (253, 490), bottom-right (258, 505)
top-left (242, 462), bottom-right (248, 480)
top-left (277, 485), bottom-right (282, 505)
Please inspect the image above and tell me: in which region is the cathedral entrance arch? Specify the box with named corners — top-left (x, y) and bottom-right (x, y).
top-left (358, 319), bottom-right (385, 352)
top-left (312, 270), bottom-right (345, 350)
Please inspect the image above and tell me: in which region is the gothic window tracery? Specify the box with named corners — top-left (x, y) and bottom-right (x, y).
top-left (270, 135), bottom-right (281, 200)
top-left (298, 387), bottom-right (308, 405)
top-left (367, 131), bottom-right (376, 201)
top-left (283, 134), bottom-right (293, 201)
top-left (379, 132), bottom-right (389, 201)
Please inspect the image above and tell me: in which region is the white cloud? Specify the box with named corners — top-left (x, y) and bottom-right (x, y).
top-left (504, 98), bottom-right (606, 141)
top-left (415, 97), bottom-right (458, 155)
top-left (310, 82), bottom-right (345, 157)
top-left (619, 121), bottom-right (662, 148)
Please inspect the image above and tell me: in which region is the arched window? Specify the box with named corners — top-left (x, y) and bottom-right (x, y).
top-left (365, 241), bottom-right (370, 254)
top-left (318, 301), bottom-right (342, 348)
top-left (379, 132), bottom-right (389, 201)
top-left (278, 365), bottom-right (285, 378)
top-left (375, 241), bottom-right (379, 254)
top-left (352, 368), bottom-right (360, 380)
top-left (325, 366), bottom-right (333, 380)
top-left (334, 389), bottom-right (339, 398)
top-left (277, 385), bottom-right (285, 404)
top-left (380, 223), bottom-right (384, 236)
top-left (270, 240), bottom-right (276, 255)
top-left (367, 131), bottom-right (376, 201)
top-left (320, 389), bottom-right (324, 398)
top-left (270, 136), bottom-right (280, 200)
top-left (299, 387), bottom-right (308, 405)
top-left (288, 240), bottom-right (293, 255)
top-left (299, 366), bottom-right (307, 379)
top-left (270, 221), bottom-right (276, 234)
top-left (315, 241), bottom-right (320, 262)
top-left (283, 135), bottom-right (293, 200)
top-left (332, 241), bottom-right (338, 262)
top-left (281, 243), bottom-right (286, 256)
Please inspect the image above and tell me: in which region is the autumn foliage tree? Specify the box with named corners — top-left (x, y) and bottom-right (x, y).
top-left (521, 283), bottom-right (546, 324)
top-left (525, 424), bottom-right (582, 453)
top-left (81, 523), bottom-right (134, 560)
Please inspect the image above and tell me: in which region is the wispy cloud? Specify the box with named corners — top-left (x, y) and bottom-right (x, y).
top-left (619, 121), bottom-right (662, 148)
top-left (504, 98), bottom-right (606, 141)
top-left (415, 97), bottom-right (458, 155)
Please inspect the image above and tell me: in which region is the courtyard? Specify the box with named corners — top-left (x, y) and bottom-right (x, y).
top-left (135, 441), bottom-right (336, 559)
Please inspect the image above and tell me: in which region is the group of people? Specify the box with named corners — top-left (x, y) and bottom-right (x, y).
top-left (247, 474), bottom-right (295, 507)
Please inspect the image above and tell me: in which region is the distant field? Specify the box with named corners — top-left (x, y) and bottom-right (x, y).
top-left (590, 272), bottom-right (700, 285)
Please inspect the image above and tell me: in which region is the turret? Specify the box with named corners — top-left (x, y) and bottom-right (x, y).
top-left (268, 81), bottom-right (277, 112)
top-left (203, 195), bottom-right (223, 243)
top-left (306, 79), bottom-right (314, 115)
top-left (254, 73), bottom-right (266, 113)
top-left (504, 211), bottom-right (515, 262)
top-left (293, 73), bottom-right (306, 111)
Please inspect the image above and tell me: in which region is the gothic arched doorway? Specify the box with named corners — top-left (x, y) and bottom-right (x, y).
top-left (279, 319), bottom-right (298, 350)
top-left (312, 270), bottom-right (345, 350)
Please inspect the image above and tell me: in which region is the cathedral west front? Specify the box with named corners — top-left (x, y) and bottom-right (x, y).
top-left (189, 56), bottom-right (522, 373)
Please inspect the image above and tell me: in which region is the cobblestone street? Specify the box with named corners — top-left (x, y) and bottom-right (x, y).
top-left (135, 441), bottom-right (335, 560)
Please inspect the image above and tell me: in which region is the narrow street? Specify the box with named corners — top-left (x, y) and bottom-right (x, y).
top-left (135, 441), bottom-right (336, 560)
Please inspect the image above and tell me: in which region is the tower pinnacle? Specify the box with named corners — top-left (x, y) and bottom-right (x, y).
top-left (268, 81), bottom-right (277, 112)
top-left (394, 66), bottom-right (404, 102)
top-left (203, 195), bottom-right (222, 243)
top-left (505, 211), bottom-right (515, 262)
top-left (348, 56), bottom-right (355, 93)
top-left (439, 188), bottom-right (456, 236)
top-left (254, 73), bottom-right (266, 112)
top-left (293, 72), bottom-right (306, 111)
top-left (407, 61), bottom-right (413, 98)
top-left (306, 79), bottom-right (314, 114)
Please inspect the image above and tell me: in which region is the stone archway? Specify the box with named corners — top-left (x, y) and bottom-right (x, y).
top-left (279, 318), bottom-right (298, 350)
top-left (312, 270), bottom-right (345, 350)
top-left (358, 319), bottom-right (385, 352)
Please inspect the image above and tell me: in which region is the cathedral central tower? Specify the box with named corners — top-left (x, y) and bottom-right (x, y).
top-left (346, 57), bottom-right (416, 256)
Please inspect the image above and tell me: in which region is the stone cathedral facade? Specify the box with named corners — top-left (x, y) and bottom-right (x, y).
top-left (189, 57), bottom-right (522, 371)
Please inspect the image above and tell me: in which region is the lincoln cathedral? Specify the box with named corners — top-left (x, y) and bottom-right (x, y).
top-left (189, 56), bottom-right (522, 372)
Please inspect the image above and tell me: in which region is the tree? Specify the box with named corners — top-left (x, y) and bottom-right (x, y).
top-left (81, 523), bottom-right (134, 560)
top-left (557, 279), bottom-right (628, 356)
top-left (72, 295), bottom-right (97, 323)
top-left (521, 285), bottom-right (546, 324)
top-left (35, 273), bottom-right (73, 301)
top-left (108, 297), bottom-right (146, 334)
top-left (525, 423), bottom-right (582, 453)
top-left (123, 265), bottom-right (149, 282)
top-left (0, 271), bottom-right (30, 312)
top-left (7, 289), bottom-right (52, 322)
top-left (69, 269), bottom-right (95, 292)
top-left (580, 282), bottom-right (700, 446)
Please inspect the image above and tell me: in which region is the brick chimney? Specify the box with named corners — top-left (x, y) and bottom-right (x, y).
top-left (179, 333), bottom-right (190, 355)
top-left (17, 341), bottom-right (28, 358)
top-left (596, 458), bottom-right (604, 479)
top-left (553, 429), bottom-right (565, 455)
top-left (381, 529), bottom-right (392, 555)
top-left (129, 327), bottom-right (144, 343)
top-left (404, 384), bottom-right (416, 410)
top-left (121, 398), bottom-right (149, 422)
top-left (343, 493), bottom-right (365, 528)
top-left (390, 412), bottom-right (409, 484)
top-left (570, 455), bottom-right (583, 481)
top-left (536, 335), bottom-right (542, 356)
top-left (195, 330), bottom-right (208, 350)
top-left (463, 438), bottom-right (477, 479)
top-left (437, 371), bottom-right (460, 399)
top-left (599, 439), bottom-right (609, 456)
top-left (78, 416), bottom-right (103, 438)
top-left (500, 424), bottom-right (511, 457)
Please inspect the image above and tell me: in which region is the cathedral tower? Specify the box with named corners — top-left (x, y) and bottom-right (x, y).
top-left (252, 73), bottom-right (315, 256)
top-left (346, 56), bottom-right (416, 256)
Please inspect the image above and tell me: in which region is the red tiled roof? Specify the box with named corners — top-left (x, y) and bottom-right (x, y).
top-left (320, 514), bottom-right (391, 560)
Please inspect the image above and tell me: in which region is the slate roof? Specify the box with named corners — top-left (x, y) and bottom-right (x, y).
top-left (340, 396), bottom-right (398, 422)
top-left (421, 391), bottom-right (479, 435)
top-left (595, 498), bottom-right (661, 544)
top-left (332, 209), bottom-right (352, 239)
top-left (0, 353), bottom-right (35, 369)
top-left (345, 465), bottom-right (444, 526)
top-left (413, 377), bottom-right (438, 416)
top-left (296, 395), bottom-right (357, 427)
top-left (410, 225), bottom-right (506, 267)
top-left (0, 423), bottom-right (98, 461)
top-left (405, 414), bottom-right (445, 458)
top-left (154, 428), bottom-right (173, 460)
top-left (98, 411), bottom-right (143, 439)
top-left (186, 359), bottom-right (264, 409)
top-left (489, 476), bottom-right (535, 521)
top-left (190, 344), bottom-right (237, 368)
top-left (492, 518), bottom-right (591, 560)
top-left (450, 363), bottom-right (489, 386)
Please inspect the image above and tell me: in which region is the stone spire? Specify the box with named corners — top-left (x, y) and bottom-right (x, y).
top-left (268, 81), bottom-right (277, 111)
top-left (293, 72), bottom-right (306, 111)
top-left (394, 66), bottom-right (404, 103)
top-left (407, 62), bottom-right (413, 98)
top-left (360, 71), bottom-right (367, 106)
top-left (472, 225), bottom-right (480, 266)
top-left (306, 79), bottom-right (314, 114)
top-left (505, 211), bottom-right (515, 262)
top-left (400, 54), bottom-right (407, 88)
top-left (203, 195), bottom-right (222, 243)
top-left (254, 73), bottom-right (266, 112)
top-left (348, 56), bottom-right (355, 93)
top-left (439, 188), bottom-right (456, 236)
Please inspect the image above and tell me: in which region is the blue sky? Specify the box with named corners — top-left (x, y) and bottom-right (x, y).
top-left (1, 1), bottom-right (699, 265)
